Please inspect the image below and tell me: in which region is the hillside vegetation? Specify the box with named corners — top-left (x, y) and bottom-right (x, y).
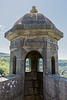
top-left (0, 52), bottom-right (67, 77)
top-left (0, 53), bottom-right (10, 77)
top-left (58, 60), bottom-right (67, 78)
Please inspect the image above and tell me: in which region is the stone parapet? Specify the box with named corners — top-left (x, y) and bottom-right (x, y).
top-left (44, 74), bottom-right (67, 100)
top-left (0, 75), bottom-right (23, 100)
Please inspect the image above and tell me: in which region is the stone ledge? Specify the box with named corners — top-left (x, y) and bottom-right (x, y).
top-left (0, 74), bottom-right (21, 82)
top-left (44, 74), bottom-right (67, 82)
top-left (5, 29), bottom-right (63, 41)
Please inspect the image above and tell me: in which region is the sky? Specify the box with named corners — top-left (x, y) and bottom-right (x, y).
top-left (0, 0), bottom-right (67, 59)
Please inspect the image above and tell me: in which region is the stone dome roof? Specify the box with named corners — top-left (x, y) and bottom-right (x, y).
top-left (5, 6), bottom-right (63, 39)
top-left (13, 13), bottom-right (55, 29)
top-left (13, 6), bottom-right (55, 30)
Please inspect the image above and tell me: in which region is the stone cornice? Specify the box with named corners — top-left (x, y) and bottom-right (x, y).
top-left (5, 29), bottom-right (63, 41)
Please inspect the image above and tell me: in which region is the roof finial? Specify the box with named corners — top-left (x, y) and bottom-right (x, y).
top-left (30, 6), bottom-right (38, 13)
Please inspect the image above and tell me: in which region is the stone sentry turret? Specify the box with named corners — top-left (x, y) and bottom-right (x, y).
top-left (5, 6), bottom-right (63, 100)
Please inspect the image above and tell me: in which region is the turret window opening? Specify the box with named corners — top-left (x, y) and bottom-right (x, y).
top-left (38, 58), bottom-right (43, 72)
top-left (13, 56), bottom-right (16, 74)
top-left (25, 58), bottom-right (31, 72)
top-left (51, 56), bottom-right (55, 74)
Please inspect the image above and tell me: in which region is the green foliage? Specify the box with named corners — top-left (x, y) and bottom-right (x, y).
top-left (0, 53), bottom-right (10, 77)
top-left (58, 60), bottom-right (67, 78)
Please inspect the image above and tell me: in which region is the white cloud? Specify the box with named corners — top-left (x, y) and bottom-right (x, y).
top-left (0, 25), bottom-right (4, 30)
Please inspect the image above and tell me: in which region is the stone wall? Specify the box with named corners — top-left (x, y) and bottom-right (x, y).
top-left (44, 74), bottom-right (67, 100)
top-left (0, 75), bottom-right (23, 100)
top-left (24, 72), bottom-right (43, 100)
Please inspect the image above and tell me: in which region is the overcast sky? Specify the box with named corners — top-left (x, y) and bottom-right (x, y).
top-left (0, 0), bottom-right (67, 59)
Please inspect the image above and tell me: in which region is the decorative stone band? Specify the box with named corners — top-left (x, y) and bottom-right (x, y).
top-left (10, 45), bottom-right (58, 52)
top-left (5, 29), bottom-right (63, 41)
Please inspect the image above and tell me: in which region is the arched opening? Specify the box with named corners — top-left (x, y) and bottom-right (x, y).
top-left (24, 50), bottom-right (43, 100)
top-left (13, 56), bottom-right (16, 74)
top-left (51, 56), bottom-right (55, 74)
